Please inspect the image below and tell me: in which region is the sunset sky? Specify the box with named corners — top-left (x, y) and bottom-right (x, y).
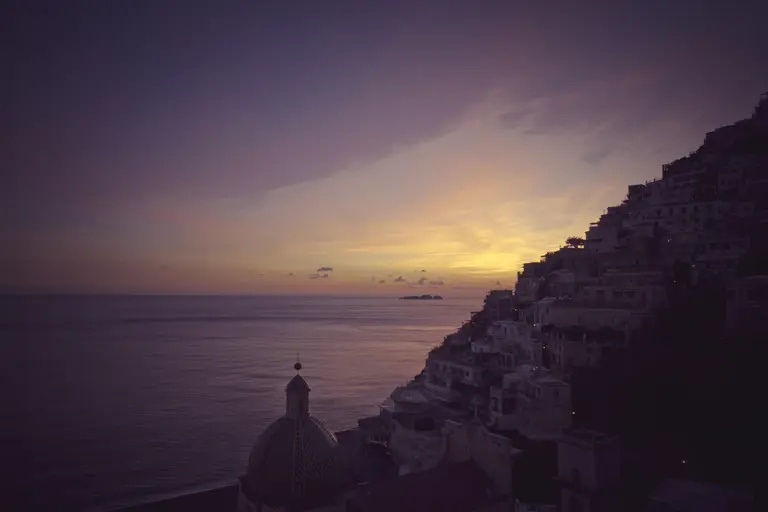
top-left (3, 1), bottom-right (767, 296)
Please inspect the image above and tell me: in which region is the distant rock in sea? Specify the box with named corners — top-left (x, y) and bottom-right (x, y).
top-left (398, 294), bottom-right (443, 300)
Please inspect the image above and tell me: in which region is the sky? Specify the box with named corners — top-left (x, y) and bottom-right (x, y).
top-left (2, 0), bottom-right (767, 296)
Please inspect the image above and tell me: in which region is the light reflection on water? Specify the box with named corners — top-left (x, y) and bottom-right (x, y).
top-left (2, 294), bottom-right (479, 511)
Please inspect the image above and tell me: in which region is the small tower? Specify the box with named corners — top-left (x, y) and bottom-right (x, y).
top-left (558, 429), bottom-right (621, 512)
top-left (285, 361), bottom-right (310, 419)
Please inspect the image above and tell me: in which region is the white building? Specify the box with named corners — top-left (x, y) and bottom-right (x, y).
top-left (546, 326), bottom-right (628, 379)
top-left (424, 346), bottom-right (490, 398)
top-left (516, 367), bottom-right (573, 439)
top-left (531, 297), bottom-right (557, 330)
top-left (471, 337), bottom-right (501, 354)
top-left (545, 300), bottom-right (648, 331)
top-left (380, 386), bottom-right (430, 416)
top-left (651, 200), bottom-right (753, 235)
top-left (488, 320), bottom-right (543, 366)
top-left (600, 269), bottom-right (664, 287)
top-left (577, 283), bottom-right (667, 310)
top-left (388, 414), bottom-right (446, 474)
top-left (443, 418), bottom-right (522, 497)
top-left (497, 347), bottom-right (518, 374)
top-left (488, 366), bottom-right (571, 439)
top-left (694, 230), bottom-right (751, 275)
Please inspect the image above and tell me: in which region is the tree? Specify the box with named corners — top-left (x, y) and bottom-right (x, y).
top-left (565, 236), bottom-right (585, 249)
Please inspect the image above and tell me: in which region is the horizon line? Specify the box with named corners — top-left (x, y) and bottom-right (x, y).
top-left (0, 291), bottom-right (485, 299)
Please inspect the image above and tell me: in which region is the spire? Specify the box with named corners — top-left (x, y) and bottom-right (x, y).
top-left (286, 360), bottom-right (310, 419)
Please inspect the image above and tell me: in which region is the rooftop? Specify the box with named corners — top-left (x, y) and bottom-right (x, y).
top-left (428, 345), bottom-right (475, 365)
top-left (390, 386), bottom-right (429, 405)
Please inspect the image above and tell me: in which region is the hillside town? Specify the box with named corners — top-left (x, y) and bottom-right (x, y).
top-left (127, 96), bottom-right (765, 512)
top-left (336, 94), bottom-right (766, 511)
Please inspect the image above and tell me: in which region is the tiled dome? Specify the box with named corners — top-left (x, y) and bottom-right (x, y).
top-left (240, 370), bottom-right (345, 510)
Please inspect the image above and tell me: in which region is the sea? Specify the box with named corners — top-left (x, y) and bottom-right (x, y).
top-left (1, 294), bottom-right (481, 511)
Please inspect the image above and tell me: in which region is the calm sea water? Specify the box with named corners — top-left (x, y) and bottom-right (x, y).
top-left (1, 294), bottom-right (480, 511)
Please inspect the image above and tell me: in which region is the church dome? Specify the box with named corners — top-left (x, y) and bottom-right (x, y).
top-left (240, 366), bottom-right (345, 510)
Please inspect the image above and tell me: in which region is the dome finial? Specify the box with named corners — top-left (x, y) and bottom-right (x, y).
top-left (294, 352), bottom-right (301, 372)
